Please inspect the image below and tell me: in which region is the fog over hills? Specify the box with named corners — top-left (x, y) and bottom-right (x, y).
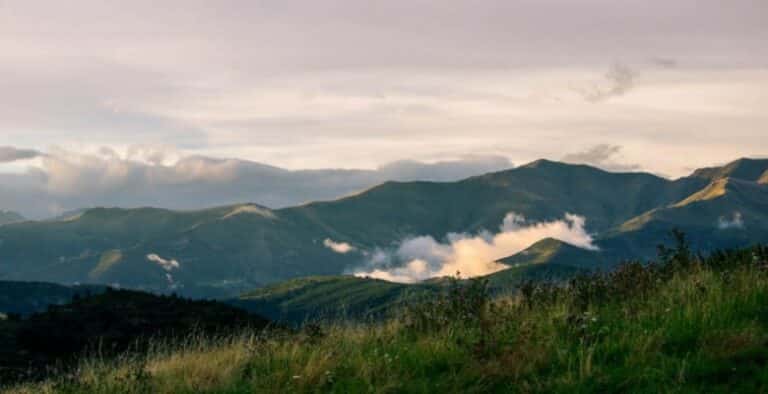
top-left (0, 157), bottom-right (764, 298)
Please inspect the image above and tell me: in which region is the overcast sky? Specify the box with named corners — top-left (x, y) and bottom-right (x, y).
top-left (1, 0), bottom-right (767, 178)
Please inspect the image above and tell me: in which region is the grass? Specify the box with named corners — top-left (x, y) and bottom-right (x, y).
top-left (6, 240), bottom-right (768, 393)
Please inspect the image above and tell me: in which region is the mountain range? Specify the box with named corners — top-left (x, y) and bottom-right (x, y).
top-left (0, 210), bottom-right (24, 226)
top-left (0, 154), bottom-right (513, 220)
top-left (0, 157), bottom-right (765, 300)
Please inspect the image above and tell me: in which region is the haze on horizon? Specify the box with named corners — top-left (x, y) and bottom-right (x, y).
top-left (1, 0), bottom-right (767, 216)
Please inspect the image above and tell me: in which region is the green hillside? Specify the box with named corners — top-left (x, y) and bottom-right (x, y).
top-left (0, 158), bottom-right (766, 298)
top-left (691, 158), bottom-right (768, 182)
top-left (233, 276), bottom-right (440, 323)
top-left (232, 240), bottom-right (595, 324)
top-left (229, 159), bottom-right (768, 323)
top-left (0, 281), bottom-right (106, 316)
top-left (0, 288), bottom-right (272, 384)
top-left (609, 176), bottom-right (768, 260)
top-left (9, 243), bottom-right (768, 393)
top-left (496, 237), bottom-right (604, 269)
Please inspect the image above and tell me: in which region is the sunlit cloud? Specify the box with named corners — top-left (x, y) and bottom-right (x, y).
top-left (353, 212), bottom-right (598, 283)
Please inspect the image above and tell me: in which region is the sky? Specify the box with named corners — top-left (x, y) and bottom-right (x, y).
top-left (0, 0), bottom-right (767, 214)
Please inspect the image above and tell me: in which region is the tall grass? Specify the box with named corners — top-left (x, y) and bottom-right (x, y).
top-left (8, 239), bottom-right (768, 393)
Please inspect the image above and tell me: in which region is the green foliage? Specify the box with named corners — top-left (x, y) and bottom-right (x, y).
top-left (8, 237), bottom-right (768, 393)
top-left (234, 259), bottom-right (587, 325)
top-left (234, 276), bottom-right (441, 323)
top-left (0, 281), bottom-right (106, 316)
top-left (399, 275), bottom-right (491, 333)
top-left (0, 290), bottom-right (273, 384)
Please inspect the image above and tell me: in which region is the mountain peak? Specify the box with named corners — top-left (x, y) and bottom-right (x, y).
top-left (691, 158), bottom-right (768, 182)
top-left (511, 158), bottom-right (612, 176)
top-left (520, 159), bottom-right (564, 169)
top-left (672, 176), bottom-right (768, 208)
top-left (496, 237), bottom-right (601, 268)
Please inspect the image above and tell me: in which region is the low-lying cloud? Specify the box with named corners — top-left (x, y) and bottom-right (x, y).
top-left (353, 212), bottom-right (598, 283)
top-left (718, 212), bottom-right (745, 230)
top-left (0, 146), bottom-right (514, 219)
top-left (147, 253), bottom-right (181, 271)
top-left (324, 239), bottom-right (356, 254)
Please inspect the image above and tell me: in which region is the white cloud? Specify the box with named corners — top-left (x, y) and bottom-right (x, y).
top-left (324, 239), bottom-right (356, 254)
top-left (0, 146), bottom-right (512, 219)
top-left (147, 253), bottom-right (181, 271)
top-left (718, 212), bottom-right (745, 230)
top-left (0, 1), bottom-right (766, 179)
top-left (354, 212), bottom-right (598, 283)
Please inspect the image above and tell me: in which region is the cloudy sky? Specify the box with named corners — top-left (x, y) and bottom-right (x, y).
top-left (1, 1), bottom-right (766, 195)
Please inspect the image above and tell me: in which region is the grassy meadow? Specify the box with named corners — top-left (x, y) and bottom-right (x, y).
top-left (6, 237), bottom-right (768, 393)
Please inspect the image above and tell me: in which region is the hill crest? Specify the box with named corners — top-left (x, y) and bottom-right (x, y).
top-left (690, 158), bottom-right (768, 182)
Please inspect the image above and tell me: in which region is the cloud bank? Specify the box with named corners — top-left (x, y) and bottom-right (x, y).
top-left (353, 212), bottom-right (598, 283)
top-left (2, 1), bottom-right (767, 178)
top-left (0, 146), bottom-right (513, 219)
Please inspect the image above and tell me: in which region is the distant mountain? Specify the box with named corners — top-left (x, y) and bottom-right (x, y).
top-left (690, 158), bottom-right (768, 182)
top-left (622, 178), bottom-right (768, 232)
top-left (0, 157), bottom-right (764, 298)
top-left (0, 210), bottom-right (24, 226)
top-left (607, 168), bottom-right (768, 259)
top-left (0, 155), bottom-right (514, 219)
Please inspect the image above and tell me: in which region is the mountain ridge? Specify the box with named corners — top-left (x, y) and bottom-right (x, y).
top-left (0, 157), bottom-right (764, 297)
top-left (690, 158), bottom-right (768, 182)
top-left (0, 210), bottom-right (24, 226)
